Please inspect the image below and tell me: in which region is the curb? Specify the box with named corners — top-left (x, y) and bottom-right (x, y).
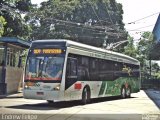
top-left (0, 93), bottom-right (23, 99)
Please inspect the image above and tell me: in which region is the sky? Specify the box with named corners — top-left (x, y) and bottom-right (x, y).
top-left (116, 0), bottom-right (160, 39)
top-left (31, 0), bottom-right (47, 5)
top-left (31, 0), bottom-right (160, 39)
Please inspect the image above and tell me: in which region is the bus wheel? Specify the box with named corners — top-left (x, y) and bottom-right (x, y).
top-left (47, 100), bottom-right (54, 104)
top-left (121, 86), bottom-right (126, 99)
top-left (82, 87), bottom-right (90, 105)
top-left (126, 86), bottom-right (131, 98)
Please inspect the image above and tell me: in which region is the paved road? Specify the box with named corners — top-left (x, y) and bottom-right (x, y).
top-left (0, 90), bottom-right (160, 120)
top-left (145, 89), bottom-right (160, 108)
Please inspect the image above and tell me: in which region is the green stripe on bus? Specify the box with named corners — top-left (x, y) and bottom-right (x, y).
top-left (98, 77), bottom-right (139, 96)
top-left (99, 81), bottom-right (107, 95)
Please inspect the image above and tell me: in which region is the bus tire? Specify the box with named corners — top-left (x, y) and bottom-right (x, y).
top-left (47, 100), bottom-right (54, 104)
top-left (82, 86), bottom-right (90, 105)
top-left (126, 86), bottom-right (131, 98)
top-left (121, 86), bottom-right (126, 99)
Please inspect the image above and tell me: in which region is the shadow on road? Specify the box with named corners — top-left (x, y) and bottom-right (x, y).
top-left (6, 96), bottom-right (137, 110)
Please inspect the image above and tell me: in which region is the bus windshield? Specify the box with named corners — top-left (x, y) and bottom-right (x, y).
top-left (25, 56), bottom-right (64, 81)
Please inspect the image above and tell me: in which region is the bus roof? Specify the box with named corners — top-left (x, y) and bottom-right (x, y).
top-left (32, 39), bottom-right (140, 65)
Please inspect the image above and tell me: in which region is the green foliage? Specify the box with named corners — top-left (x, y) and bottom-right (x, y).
top-left (0, 16), bottom-right (7, 36)
top-left (136, 32), bottom-right (155, 66)
top-left (123, 35), bottom-right (137, 58)
top-left (129, 31), bottom-right (160, 81)
top-left (0, 0), bottom-right (125, 46)
top-left (0, 0), bottom-right (32, 40)
top-left (25, 0), bottom-right (126, 47)
top-left (123, 32), bottom-right (158, 80)
top-left (154, 72), bottom-right (160, 79)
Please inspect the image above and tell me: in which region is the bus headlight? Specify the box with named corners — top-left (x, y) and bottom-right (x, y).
top-left (24, 84), bottom-right (30, 89)
top-left (53, 85), bottom-right (60, 91)
top-left (24, 82), bottom-right (33, 89)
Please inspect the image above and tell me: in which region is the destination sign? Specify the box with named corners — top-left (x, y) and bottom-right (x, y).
top-left (33, 49), bottom-right (62, 54)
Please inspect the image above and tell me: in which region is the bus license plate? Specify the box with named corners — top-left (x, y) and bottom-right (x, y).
top-left (37, 92), bottom-right (44, 95)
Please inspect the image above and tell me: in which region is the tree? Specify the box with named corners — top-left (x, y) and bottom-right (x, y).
top-left (152, 63), bottom-right (159, 73)
top-left (25, 0), bottom-right (127, 47)
top-left (136, 32), bottom-right (155, 66)
top-left (123, 35), bottom-right (137, 58)
top-left (0, 16), bottom-right (6, 36)
top-left (0, 0), bottom-right (32, 39)
top-left (135, 31), bottom-right (156, 80)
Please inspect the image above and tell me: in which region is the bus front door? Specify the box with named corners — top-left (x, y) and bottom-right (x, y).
top-left (65, 57), bottom-right (78, 90)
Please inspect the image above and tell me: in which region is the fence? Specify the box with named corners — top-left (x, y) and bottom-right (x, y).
top-left (141, 79), bottom-right (160, 89)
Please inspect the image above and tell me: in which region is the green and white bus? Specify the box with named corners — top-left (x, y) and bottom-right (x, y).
top-left (23, 39), bottom-right (140, 104)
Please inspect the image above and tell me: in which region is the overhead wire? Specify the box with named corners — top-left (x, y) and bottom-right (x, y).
top-left (87, 0), bottom-right (103, 26)
top-left (48, 24), bottom-right (120, 40)
top-left (44, 1), bottom-right (125, 37)
top-left (46, 18), bottom-right (106, 33)
top-left (104, 2), bottom-right (114, 25)
top-left (86, 0), bottom-right (121, 28)
top-left (108, 1), bottom-right (122, 38)
top-left (41, 1), bottom-right (126, 40)
top-left (126, 11), bottom-right (160, 25)
top-left (47, 19), bottom-right (123, 37)
top-left (123, 12), bottom-right (160, 36)
top-left (41, 0), bottom-right (124, 33)
top-left (87, 0), bottom-right (122, 40)
top-left (127, 24), bottom-right (155, 31)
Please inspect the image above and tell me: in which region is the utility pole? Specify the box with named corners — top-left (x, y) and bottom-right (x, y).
top-left (149, 56), bottom-right (152, 77)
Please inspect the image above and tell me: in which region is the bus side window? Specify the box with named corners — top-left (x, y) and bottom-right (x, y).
top-left (66, 58), bottom-right (77, 79)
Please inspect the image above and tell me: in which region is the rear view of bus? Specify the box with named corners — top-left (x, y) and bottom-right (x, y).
top-left (23, 40), bottom-right (66, 101)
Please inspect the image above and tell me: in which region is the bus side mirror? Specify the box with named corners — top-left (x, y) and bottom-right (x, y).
top-left (66, 58), bottom-right (77, 79)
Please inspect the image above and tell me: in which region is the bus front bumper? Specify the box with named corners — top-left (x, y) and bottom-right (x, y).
top-left (23, 90), bottom-right (62, 101)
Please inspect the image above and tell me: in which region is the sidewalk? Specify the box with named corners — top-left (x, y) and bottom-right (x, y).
top-left (145, 89), bottom-right (160, 109)
top-left (0, 92), bottom-right (23, 99)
